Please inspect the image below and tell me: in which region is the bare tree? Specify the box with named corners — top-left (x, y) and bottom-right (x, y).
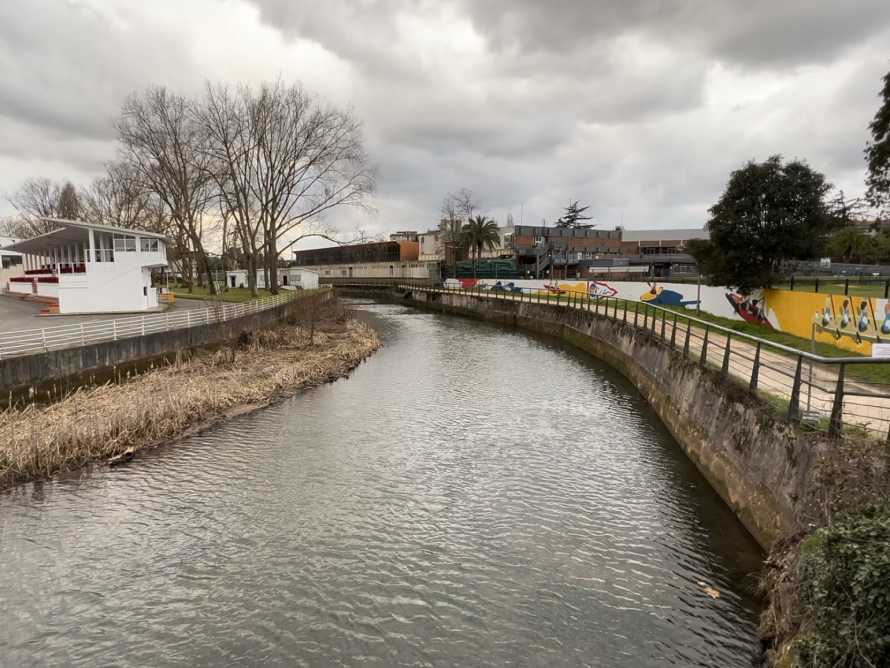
top-left (251, 80), bottom-right (377, 294)
top-left (114, 87), bottom-right (219, 295)
top-left (81, 161), bottom-right (161, 231)
top-left (196, 82), bottom-right (266, 296)
top-left (3, 177), bottom-right (72, 237)
top-left (197, 79), bottom-right (377, 295)
top-left (439, 188), bottom-right (480, 278)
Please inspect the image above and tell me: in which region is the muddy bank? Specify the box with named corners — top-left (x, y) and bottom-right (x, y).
top-left (0, 307), bottom-right (380, 489)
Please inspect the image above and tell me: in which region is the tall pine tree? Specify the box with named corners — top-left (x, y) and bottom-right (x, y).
top-left (555, 201), bottom-right (594, 229)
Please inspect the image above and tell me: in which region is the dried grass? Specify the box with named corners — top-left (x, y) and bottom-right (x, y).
top-left (0, 314), bottom-right (380, 488)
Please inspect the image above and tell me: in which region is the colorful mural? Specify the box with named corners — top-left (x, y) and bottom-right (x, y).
top-left (437, 277), bottom-right (885, 354)
top-left (640, 283), bottom-right (699, 307)
top-left (811, 295), bottom-right (890, 350)
top-left (726, 293), bottom-right (775, 328)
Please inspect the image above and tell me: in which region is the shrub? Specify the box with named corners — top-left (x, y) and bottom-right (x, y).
top-left (795, 506), bottom-right (890, 667)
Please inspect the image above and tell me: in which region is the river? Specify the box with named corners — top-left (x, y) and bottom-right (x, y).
top-left (0, 300), bottom-right (764, 667)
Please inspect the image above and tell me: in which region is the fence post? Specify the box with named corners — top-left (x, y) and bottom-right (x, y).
top-left (670, 313), bottom-right (677, 348)
top-left (141, 316), bottom-right (145, 336)
top-left (750, 342), bottom-right (761, 390)
top-left (844, 278), bottom-right (850, 296)
top-left (660, 311), bottom-right (666, 342)
top-left (828, 364), bottom-right (846, 439)
top-left (42, 328), bottom-right (48, 351)
top-left (80, 324), bottom-right (85, 346)
top-left (187, 311), bottom-right (191, 328)
top-left (683, 322), bottom-right (691, 358)
top-left (885, 280), bottom-right (889, 300)
top-left (721, 334), bottom-right (731, 376)
top-left (623, 301), bottom-right (628, 323)
top-left (113, 321), bottom-right (117, 341)
top-left (700, 326), bottom-right (709, 367)
top-left (788, 356), bottom-right (804, 421)
top-left (643, 306), bottom-right (649, 330)
top-left (815, 278), bottom-right (820, 293)
top-left (790, 275), bottom-right (795, 291)
top-left (634, 301), bottom-right (639, 327)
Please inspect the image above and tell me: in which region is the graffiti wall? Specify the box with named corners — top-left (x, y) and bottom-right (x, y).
top-left (440, 278), bottom-right (885, 355)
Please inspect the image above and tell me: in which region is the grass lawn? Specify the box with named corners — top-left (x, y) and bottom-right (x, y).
top-left (171, 286), bottom-right (278, 302)
top-left (775, 281), bottom-right (890, 298)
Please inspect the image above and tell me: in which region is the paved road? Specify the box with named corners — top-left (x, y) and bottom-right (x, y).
top-left (0, 295), bottom-right (212, 334)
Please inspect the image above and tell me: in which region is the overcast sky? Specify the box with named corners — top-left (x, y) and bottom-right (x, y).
top-left (1, 0), bottom-right (889, 247)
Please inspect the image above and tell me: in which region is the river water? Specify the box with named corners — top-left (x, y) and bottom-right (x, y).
top-left (0, 301), bottom-right (764, 667)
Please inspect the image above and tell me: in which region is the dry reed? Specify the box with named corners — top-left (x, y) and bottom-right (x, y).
top-left (0, 314), bottom-right (380, 488)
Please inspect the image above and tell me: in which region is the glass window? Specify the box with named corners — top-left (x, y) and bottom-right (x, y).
top-left (113, 235), bottom-right (136, 252)
top-left (140, 238), bottom-right (159, 252)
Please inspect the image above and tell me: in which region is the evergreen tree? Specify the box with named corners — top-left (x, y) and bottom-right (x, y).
top-left (689, 155), bottom-right (832, 293)
top-left (555, 201), bottom-right (594, 229)
top-left (866, 64), bottom-right (890, 216)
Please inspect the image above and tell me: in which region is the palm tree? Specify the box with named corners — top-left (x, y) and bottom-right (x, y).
top-left (463, 215), bottom-right (501, 278)
top-left (830, 226), bottom-right (869, 262)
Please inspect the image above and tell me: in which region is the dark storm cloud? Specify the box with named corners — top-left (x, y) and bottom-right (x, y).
top-left (458, 0), bottom-right (890, 68)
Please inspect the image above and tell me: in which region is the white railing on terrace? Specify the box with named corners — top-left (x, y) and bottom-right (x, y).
top-left (0, 291), bottom-right (305, 360)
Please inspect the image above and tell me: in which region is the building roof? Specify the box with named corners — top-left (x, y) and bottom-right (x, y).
top-left (0, 218), bottom-right (171, 255)
top-left (621, 228), bottom-right (708, 242)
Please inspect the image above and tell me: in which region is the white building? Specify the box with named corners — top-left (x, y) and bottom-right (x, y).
top-left (418, 225), bottom-right (515, 262)
top-left (1, 218), bottom-right (169, 314)
top-left (0, 235), bottom-right (24, 291)
top-left (225, 267), bottom-right (319, 290)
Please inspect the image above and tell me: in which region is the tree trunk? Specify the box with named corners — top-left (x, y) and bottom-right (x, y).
top-left (269, 243), bottom-right (280, 296)
top-left (200, 249), bottom-right (217, 295)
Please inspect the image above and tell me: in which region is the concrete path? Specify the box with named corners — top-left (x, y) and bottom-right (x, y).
top-left (0, 295), bottom-right (212, 334)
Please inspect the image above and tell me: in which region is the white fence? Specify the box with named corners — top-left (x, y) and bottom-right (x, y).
top-left (0, 292), bottom-right (304, 360)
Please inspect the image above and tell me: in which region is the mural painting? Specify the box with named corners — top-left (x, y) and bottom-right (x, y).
top-left (436, 277), bottom-right (884, 355)
top-left (639, 283), bottom-right (700, 308)
top-left (812, 295), bottom-right (890, 349)
top-left (726, 293), bottom-right (775, 328)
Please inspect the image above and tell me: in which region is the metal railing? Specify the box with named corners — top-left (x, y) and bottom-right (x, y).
top-left (0, 291), bottom-right (310, 360)
top-left (395, 281), bottom-right (890, 440)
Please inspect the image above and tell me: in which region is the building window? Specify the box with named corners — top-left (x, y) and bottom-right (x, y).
top-left (390, 265), bottom-right (394, 275)
top-left (674, 264), bottom-right (695, 275)
top-left (113, 235), bottom-right (136, 253)
top-left (140, 238), bottom-right (159, 252)
top-left (534, 236), bottom-right (545, 247)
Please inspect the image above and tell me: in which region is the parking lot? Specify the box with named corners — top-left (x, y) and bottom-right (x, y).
top-left (0, 295), bottom-right (212, 334)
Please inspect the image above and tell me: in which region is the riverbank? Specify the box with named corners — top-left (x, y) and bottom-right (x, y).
top-left (0, 303), bottom-right (380, 489)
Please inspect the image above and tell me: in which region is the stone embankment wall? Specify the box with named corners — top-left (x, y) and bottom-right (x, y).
top-left (0, 291), bottom-right (333, 397)
top-left (397, 287), bottom-right (823, 548)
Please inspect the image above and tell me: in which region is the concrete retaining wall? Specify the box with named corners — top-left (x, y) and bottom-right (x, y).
top-left (0, 291), bottom-right (332, 396)
top-left (400, 288), bottom-right (824, 548)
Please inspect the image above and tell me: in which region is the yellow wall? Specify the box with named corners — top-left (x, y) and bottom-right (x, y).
top-left (762, 289), bottom-right (890, 355)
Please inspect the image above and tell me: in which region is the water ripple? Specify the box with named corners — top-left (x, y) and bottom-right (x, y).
top-left (0, 302), bottom-right (763, 667)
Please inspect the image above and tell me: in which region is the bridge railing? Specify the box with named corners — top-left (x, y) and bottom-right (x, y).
top-left (0, 291), bottom-right (309, 360)
top-left (395, 281), bottom-right (890, 441)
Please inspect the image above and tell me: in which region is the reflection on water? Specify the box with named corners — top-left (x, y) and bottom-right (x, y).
top-left (0, 301), bottom-right (763, 667)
